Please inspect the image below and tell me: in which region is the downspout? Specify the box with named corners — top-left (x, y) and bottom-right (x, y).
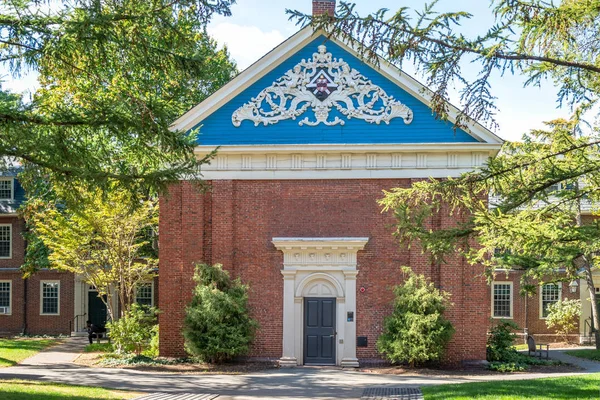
top-left (524, 293), bottom-right (528, 343)
top-left (21, 276), bottom-right (28, 335)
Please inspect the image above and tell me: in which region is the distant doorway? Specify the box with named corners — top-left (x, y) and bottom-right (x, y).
top-left (88, 289), bottom-right (107, 327)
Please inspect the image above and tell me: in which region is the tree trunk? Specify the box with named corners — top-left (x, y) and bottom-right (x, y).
top-left (583, 264), bottom-right (600, 349)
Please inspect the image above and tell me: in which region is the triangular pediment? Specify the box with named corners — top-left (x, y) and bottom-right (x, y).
top-left (172, 27), bottom-right (503, 146)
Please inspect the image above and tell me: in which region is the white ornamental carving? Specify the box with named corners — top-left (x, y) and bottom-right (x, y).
top-left (232, 45), bottom-right (414, 127)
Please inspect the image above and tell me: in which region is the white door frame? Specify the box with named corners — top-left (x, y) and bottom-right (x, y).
top-left (273, 237), bottom-right (368, 367)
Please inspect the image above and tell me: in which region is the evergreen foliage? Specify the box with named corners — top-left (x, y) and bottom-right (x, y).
top-left (486, 320), bottom-right (519, 362)
top-left (0, 1), bottom-right (237, 199)
top-left (546, 299), bottom-right (582, 343)
top-left (107, 304), bottom-right (159, 356)
top-left (376, 267), bottom-right (454, 367)
top-left (290, 0), bottom-right (600, 350)
top-left (183, 263), bottom-right (258, 363)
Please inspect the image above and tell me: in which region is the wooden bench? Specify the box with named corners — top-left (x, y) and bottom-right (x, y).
top-left (527, 335), bottom-right (549, 359)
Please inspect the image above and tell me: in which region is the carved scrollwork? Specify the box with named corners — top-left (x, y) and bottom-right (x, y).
top-left (232, 45), bottom-right (414, 127)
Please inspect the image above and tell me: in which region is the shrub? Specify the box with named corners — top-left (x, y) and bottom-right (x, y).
top-left (183, 263), bottom-right (258, 363)
top-left (546, 299), bottom-right (582, 342)
top-left (487, 320), bottom-right (519, 362)
top-left (107, 304), bottom-right (158, 355)
top-left (488, 362), bottom-right (527, 372)
top-left (376, 267), bottom-right (455, 367)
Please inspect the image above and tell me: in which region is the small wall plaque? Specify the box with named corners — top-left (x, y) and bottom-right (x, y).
top-left (357, 336), bottom-right (368, 347)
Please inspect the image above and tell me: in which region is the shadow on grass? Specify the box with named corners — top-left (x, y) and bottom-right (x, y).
top-left (0, 381), bottom-right (129, 400)
top-left (422, 374), bottom-right (600, 400)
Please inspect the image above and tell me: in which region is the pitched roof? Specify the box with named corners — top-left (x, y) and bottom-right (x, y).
top-left (172, 26), bottom-right (504, 146)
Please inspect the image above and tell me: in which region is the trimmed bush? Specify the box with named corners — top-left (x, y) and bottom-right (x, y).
top-left (487, 320), bottom-right (519, 362)
top-left (183, 263), bottom-right (258, 363)
top-left (107, 304), bottom-right (158, 355)
top-left (376, 267), bottom-right (455, 367)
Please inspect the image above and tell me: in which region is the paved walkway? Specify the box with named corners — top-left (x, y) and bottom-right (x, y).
top-left (1, 338), bottom-right (599, 400)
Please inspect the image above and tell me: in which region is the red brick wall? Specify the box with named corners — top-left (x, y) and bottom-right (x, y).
top-left (313, 0), bottom-right (335, 16)
top-left (159, 180), bottom-right (490, 363)
top-left (0, 216), bottom-right (73, 336)
top-left (491, 270), bottom-right (580, 342)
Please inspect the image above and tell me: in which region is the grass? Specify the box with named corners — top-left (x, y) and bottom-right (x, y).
top-left (0, 338), bottom-right (60, 367)
top-left (84, 343), bottom-right (113, 353)
top-left (513, 343), bottom-right (529, 351)
top-left (564, 349), bottom-right (600, 362)
top-left (422, 373), bottom-right (600, 399)
top-left (0, 380), bottom-right (140, 400)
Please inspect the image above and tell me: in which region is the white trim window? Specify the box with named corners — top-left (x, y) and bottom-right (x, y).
top-left (40, 281), bottom-right (60, 315)
top-left (0, 178), bottom-right (13, 200)
top-left (0, 224), bottom-right (11, 259)
top-left (540, 283), bottom-right (561, 319)
top-left (492, 282), bottom-right (513, 319)
top-left (136, 282), bottom-right (154, 307)
top-left (0, 280), bottom-right (11, 315)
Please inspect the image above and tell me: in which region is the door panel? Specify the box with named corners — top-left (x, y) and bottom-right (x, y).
top-left (88, 291), bottom-right (107, 327)
top-left (304, 297), bottom-right (336, 365)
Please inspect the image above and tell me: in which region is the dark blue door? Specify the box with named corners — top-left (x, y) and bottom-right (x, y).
top-left (88, 291), bottom-right (107, 327)
top-left (304, 297), bottom-right (336, 365)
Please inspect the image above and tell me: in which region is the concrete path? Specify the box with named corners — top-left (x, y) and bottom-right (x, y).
top-left (1, 338), bottom-right (600, 400)
top-left (18, 336), bottom-right (88, 365)
top-left (547, 347), bottom-right (600, 373)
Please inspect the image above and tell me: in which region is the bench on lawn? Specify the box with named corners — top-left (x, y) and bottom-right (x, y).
top-left (527, 335), bottom-right (549, 359)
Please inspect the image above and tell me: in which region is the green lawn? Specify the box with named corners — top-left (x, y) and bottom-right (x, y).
top-left (0, 380), bottom-right (140, 400)
top-left (513, 343), bottom-right (529, 351)
top-left (421, 373), bottom-right (600, 399)
top-left (84, 343), bottom-right (113, 353)
top-left (564, 349), bottom-right (600, 362)
top-left (0, 338), bottom-right (60, 367)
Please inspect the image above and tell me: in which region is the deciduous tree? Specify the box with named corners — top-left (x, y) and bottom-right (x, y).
top-left (26, 188), bottom-right (158, 320)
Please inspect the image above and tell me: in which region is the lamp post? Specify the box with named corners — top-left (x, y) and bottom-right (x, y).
top-left (569, 280), bottom-right (579, 294)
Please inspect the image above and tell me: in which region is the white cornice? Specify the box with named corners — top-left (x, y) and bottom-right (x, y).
top-left (196, 143), bottom-right (501, 154)
top-left (171, 26), bottom-right (317, 133)
top-left (272, 237), bottom-right (369, 250)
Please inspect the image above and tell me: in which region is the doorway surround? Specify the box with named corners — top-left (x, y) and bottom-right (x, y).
top-left (272, 237), bottom-right (369, 367)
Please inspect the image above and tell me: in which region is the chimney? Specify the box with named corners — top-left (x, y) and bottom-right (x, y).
top-left (313, 0), bottom-right (336, 17)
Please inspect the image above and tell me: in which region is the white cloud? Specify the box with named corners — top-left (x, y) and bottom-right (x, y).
top-left (207, 23), bottom-right (286, 71)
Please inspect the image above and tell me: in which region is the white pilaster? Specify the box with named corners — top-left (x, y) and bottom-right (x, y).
top-left (341, 270), bottom-right (359, 367)
top-left (280, 270), bottom-right (298, 367)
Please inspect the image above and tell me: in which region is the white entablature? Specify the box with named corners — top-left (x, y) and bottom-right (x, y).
top-left (196, 144), bottom-right (497, 180)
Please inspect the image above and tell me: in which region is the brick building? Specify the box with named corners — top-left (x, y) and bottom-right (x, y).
top-left (0, 0), bottom-right (592, 360)
top-left (0, 170), bottom-right (157, 336)
top-left (158, 0), bottom-right (509, 366)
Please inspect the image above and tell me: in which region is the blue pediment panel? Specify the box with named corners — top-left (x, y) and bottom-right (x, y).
top-left (192, 36), bottom-right (480, 145)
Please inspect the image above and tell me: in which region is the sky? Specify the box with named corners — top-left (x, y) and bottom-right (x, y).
top-left (2, 0), bottom-right (571, 142)
top-left (206, 0), bottom-right (571, 142)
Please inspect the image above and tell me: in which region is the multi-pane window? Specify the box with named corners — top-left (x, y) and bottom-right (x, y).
top-left (0, 281), bottom-right (11, 314)
top-left (541, 284), bottom-right (561, 318)
top-left (136, 283), bottom-right (153, 307)
top-left (41, 282), bottom-right (60, 315)
top-left (0, 179), bottom-right (12, 200)
top-left (0, 225), bottom-right (11, 258)
top-left (492, 283), bottom-right (512, 318)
